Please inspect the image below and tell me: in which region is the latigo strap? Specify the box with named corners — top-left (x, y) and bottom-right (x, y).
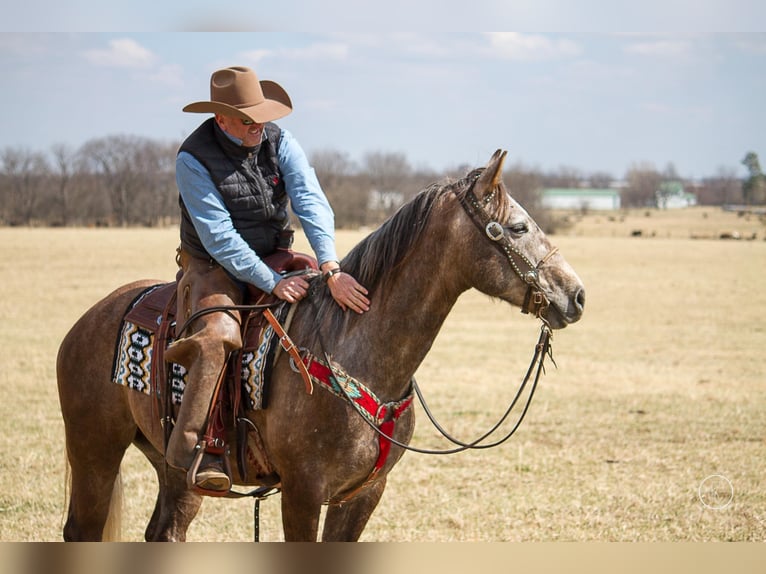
top-left (262, 308), bottom-right (314, 395)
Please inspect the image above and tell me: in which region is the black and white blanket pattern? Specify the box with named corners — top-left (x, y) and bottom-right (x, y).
top-left (112, 285), bottom-right (286, 410)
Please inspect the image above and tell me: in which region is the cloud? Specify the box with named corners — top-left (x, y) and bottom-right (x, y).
top-left (240, 42), bottom-right (349, 65)
top-left (623, 39), bottom-right (692, 58)
top-left (145, 63), bottom-right (184, 88)
top-left (238, 49), bottom-right (274, 65)
top-left (82, 38), bottom-right (156, 68)
top-left (485, 32), bottom-right (582, 61)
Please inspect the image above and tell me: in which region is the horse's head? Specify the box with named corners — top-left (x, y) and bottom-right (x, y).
top-left (454, 150), bottom-right (585, 329)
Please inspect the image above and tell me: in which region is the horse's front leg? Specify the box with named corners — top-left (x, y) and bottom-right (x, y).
top-left (280, 480), bottom-right (325, 541)
top-left (321, 478), bottom-right (387, 541)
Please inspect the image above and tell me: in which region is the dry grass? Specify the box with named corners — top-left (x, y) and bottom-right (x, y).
top-left (0, 206), bottom-right (764, 541)
top-left (555, 205), bottom-right (766, 240)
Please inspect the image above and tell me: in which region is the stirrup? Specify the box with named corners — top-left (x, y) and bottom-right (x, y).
top-left (187, 441), bottom-right (233, 497)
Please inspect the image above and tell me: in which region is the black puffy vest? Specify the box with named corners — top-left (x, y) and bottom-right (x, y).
top-left (178, 118), bottom-right (291, 259)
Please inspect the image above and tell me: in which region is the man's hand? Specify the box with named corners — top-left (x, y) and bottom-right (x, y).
top-left (272, 275), bottom-right (310, 304)
top-left (321, 264), bottom-right (370, 314)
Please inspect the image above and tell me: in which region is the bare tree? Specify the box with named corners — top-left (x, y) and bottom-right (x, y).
top-left (0, 146), bottom-right (49, 225)
top-left (542, 165), bottom-right (583, 188)
top-left (362, 151), bottom-right (414, 220)
top-left (503, 162), bottom-right (558, 232)
top-left (134, 139), bottom-right (179, 226)
top-left (310, 149), bottom-right (370, 228)
top-left (80, 136), bottom-right (131, 226)
top-left (624, 162), bottom-right (663, 208)
top-left (79, 135), bottom-right (176, 226)
top-left (50, 143), bottom-right (78, 226)
top-left (504, 162), bottom-right (542, 208)
top-left (311, 149), bottom-right (357, 188)
top-left (363, 151), bottom-right (412, 188)
top-left (588, 171), bottom-right (614, 189)
top-left (699, 167), bottom-right (741, 205)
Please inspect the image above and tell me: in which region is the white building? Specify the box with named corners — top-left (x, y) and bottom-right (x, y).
top-left (541, 188), bottom-right (621, 211)
top-left (656, 181), bottom-right (697, 209)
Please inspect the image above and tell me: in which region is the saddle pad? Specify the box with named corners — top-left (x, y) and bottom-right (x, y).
top-left (238, 301), bottom-right (290, 410)
top-left (111, 284), bottom-right (289, 410)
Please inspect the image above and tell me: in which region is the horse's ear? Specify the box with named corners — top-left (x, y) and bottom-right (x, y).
top-left (475, 149), bottom-right (507, 198)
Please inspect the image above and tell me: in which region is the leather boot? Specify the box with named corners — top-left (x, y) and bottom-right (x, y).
top-left (164, 251), bottom-right (243, 492)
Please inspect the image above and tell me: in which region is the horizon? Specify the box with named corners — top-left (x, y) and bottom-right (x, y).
top-left (2, 30), bottom-right (765, 180)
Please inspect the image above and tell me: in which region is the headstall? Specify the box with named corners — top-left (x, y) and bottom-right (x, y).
top-left (456, 180), bottom-right (559, 322)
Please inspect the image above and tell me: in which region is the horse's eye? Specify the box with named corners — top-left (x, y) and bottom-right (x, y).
top-left (507, 223), bottom-right (529, 235)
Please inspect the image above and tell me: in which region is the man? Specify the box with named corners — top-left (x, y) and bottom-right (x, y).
top-left (165, 66), bottom-right (370, 493)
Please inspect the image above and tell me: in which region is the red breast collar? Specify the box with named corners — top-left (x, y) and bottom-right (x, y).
top-left (300, 352), bottom-right (414, 503)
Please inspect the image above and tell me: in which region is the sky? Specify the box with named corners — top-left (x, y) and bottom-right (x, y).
top-left (1, 10), bottom-right (765, 180)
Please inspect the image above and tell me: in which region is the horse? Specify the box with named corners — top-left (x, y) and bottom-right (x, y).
top-left (56, 150), bottom-right (585, 541)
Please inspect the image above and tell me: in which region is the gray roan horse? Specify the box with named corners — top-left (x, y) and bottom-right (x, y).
top-left (57, 150), bottom-right (585, 541)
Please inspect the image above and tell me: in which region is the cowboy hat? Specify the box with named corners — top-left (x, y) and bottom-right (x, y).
top-left (183, 66), bottom-right (293, 123)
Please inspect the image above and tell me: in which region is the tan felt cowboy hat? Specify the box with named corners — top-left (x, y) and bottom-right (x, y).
top-left (183, 66), bottom-right (293, 123)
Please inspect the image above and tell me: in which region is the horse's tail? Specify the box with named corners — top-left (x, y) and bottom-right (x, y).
top-left (62, 455), bottom-right (123, 541)
top-left (101, 468), bottom-right (123, 541)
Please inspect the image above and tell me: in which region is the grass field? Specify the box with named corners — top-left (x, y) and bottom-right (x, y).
top-left (0, 206), bottom-right (764, 542)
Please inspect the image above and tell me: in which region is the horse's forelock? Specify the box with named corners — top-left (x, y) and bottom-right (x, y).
top-left (454, 166), bottom-right (513, 224)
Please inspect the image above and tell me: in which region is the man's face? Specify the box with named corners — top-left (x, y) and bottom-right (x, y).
top-left (216, 114), bottom-right (264, 147)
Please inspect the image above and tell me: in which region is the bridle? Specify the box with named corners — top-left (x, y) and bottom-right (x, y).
top-left (457, 179), bottom-right (560, 322)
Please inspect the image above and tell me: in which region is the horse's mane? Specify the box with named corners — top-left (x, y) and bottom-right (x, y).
top-left (302, 166), bottom-right (512, 341)
top-left (349, 166), bottom-right (516, 287)
top-left (344, 181), bottom-right (449, 291)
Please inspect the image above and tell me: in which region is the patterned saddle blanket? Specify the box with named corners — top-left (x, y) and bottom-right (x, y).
top-left (111, 249), bottom-right (317, 410)
top-left (111, 282), bottom-right (290, 411)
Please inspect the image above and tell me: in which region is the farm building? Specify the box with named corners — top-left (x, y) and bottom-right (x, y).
top-left (541, 188), bottom-right (621, 211)
top-left (655, 181), bottom-right (697, 209)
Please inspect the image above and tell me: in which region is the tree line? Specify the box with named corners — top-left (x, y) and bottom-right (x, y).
top-left (0, 135), bottom-right (761, 231)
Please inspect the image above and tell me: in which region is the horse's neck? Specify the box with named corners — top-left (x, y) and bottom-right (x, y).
top-left (333, 245), bottom-right (463, 399)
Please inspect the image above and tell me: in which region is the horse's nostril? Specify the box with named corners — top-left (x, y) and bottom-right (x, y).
top-left (576, 288), bottom-right (586, 310)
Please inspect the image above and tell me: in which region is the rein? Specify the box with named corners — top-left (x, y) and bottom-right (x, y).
top-left (321, 323), bottom-right (553, 456)
top-left (306, 177), bottom-right (561, 459)
top-left (171, 267), bottom-right (316, 340)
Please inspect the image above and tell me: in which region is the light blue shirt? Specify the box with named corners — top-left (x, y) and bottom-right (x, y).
top-left (176, 126), bottom-right (337, 293)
